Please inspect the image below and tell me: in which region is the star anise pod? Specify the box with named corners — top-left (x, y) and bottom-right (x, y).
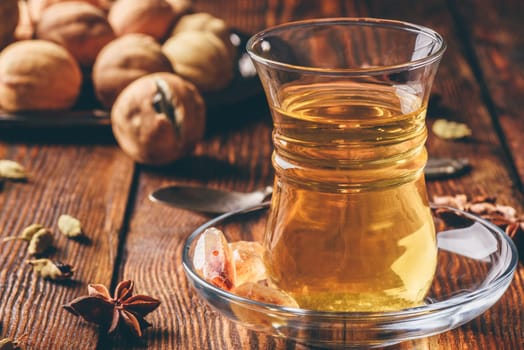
top-left (63, 280), bottom-right (161, 337)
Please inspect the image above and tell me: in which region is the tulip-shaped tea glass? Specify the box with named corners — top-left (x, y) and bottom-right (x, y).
top-left (247, 18), bottom-right (446, 312)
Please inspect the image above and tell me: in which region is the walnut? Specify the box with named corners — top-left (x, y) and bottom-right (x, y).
top-left (165, 0), bottom-right (192, 14)
top-left (0, 40), bottom-right (82, 111)
top-left (111, 73), bottom-right (206, 165)
top-left (171, 12), bottom-right (236, 59)
top-left (163, 30), bottom-right (235, 91)
top-left (36, 1), bottom-right (115, 67)
top-left (172, 12), bottom-right (230, 41)
top-left (92, 33), bottom-right (174, 108)
top-left (108, 0), bottom-right (178, 41)
top-left (96, 0), bottom-right (115, 11)
top-left (15, 0), bottom-right (34, 41)
top-left (28, 0), bottom-right (103, 23)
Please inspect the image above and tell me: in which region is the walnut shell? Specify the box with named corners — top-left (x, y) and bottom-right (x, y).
top-left (172, 12), bottom-right (230, 42)
top-left (36, 1), bottom-right (115, 67)
top-left (163, 30), bottom-right (234, 91)
top-left (28, 0), bottom-right (102, 23)
top-left (165, 0), bottom-right (192, 14)
top-left (108, 0), bottom-right (177, 41)
top-left (0, 40), bottom-right (82, 111)
top-left (111, 72), bottom-right (206, 165)
top-left (171, 12), bottom-right (236, 60)
top-left (15, 0), bottom-right (34, 41)
top-left (92, 34), bottom-right (174, 109)
top-left (0, 0), bottom-right (19, 50)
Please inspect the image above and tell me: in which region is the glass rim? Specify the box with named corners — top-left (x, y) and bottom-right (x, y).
top-left (246, 17), bottom-right (447, 76)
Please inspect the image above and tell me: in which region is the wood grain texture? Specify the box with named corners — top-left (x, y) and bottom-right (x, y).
top-left (1, 0), bottom-right (522, 349)
top-left (363, 0), bottom-right (521, 203)
top-left (111, 0), bottom-right (523, 349)
top-left (0, 142), bottom-right (134, 349)
top-left (105, 119), bottom-right (275, 350)
top-left (451, 0), bottom-right (524, 191)
top-left (365, 1), bottom-right (524, 348)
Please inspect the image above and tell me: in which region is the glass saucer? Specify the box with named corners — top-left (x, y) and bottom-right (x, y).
top-left (182, 203), bottom-right (518, 348)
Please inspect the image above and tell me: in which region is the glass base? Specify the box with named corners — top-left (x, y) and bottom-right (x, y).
top-left (182, 203), bottom-right (518, 348)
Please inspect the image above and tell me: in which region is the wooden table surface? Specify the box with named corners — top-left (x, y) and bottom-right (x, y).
top-left (1, 0), bottom-right (523, 349)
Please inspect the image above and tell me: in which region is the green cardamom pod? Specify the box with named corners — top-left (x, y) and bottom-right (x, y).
top-left (21, 223), bottom-right (45, 241)
top-left (27, 228), bottom-right (53, 256)
top-left (0, 335), bottom-right (26, 350)
top-left (2, 223), bottom-right (44, 243)
top-left (432, 119), bottom-right (472, 140)
top-left (0, 160), bottom-right (28, 181)
top-left (57, 214), bottom-right (83, 238)
top-left (28, 258), bottom-right (74, 281)
top-left (0, 338), bottom-right (17, 350)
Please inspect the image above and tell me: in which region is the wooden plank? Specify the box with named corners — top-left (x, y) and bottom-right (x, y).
top-left (105, 119), bottom-right (275, 349)
top-left (451, 0), bottom-right (524, 191)
top-left (365, 0), bottom-right (524, 349)
top-left (109, 1), bottom-right (371, 348)
top-left (364, 0), bottom-right (521, 204)
top-left (194, 0), bottom-right (368, 33)
top-left (0, 139), bottom-right (134, 349)
top-left (108, 0), bottom-right (523, 349)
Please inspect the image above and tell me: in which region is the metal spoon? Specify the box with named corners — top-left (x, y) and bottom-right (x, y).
top-left (150, 158), bottom-right (469, 214)
top-left (425, 157), bottom-right (470, 180)
top-left (149, 185), bottom-right (273, 214)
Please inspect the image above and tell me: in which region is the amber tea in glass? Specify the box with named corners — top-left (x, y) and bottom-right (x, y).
top-left (248, 18), bottom-right (446, 311)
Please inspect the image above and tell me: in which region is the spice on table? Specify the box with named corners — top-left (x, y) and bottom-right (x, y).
top-left (0, 338), bottom-right (17, 350)
top-left (433, 194), bottom-right (469, 210)
top-left (2, 225), bottom-right (53, 256)
top-left (3, 224), bottom-right (44, 242)
top-left (434, 194), bottom-right (520, 225)
top-left (506, 222), bottom-right (524, 240)
top-left (57, 214), bottom-right (83, 238)
top-left (433, 207), bottom-right (474, 228)
top-left (63, 280), bottom-right (161, 338)
top-left (28, 259), bottom-right (74, 281)
top-left (506, 222), bottom-right (524, 261)
top-left (0, 335), bottom-right (26, 350)
top-left (0, 160), bottom-right (28, 181)
top-left (433, 194), bottom-right (524, 256)
top-left (27, 228), bottom-right (53, 256)
top-left (432, 118), bottom-right (472, 140)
